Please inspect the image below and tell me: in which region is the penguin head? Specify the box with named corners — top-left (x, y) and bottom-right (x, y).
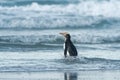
top-left (65, 34), bottom-right (71, 39)
top-left (59, 32), bottom-right (71, 39)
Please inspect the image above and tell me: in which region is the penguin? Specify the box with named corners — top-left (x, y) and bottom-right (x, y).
top-left (60, 32), bottom-right (78, 57)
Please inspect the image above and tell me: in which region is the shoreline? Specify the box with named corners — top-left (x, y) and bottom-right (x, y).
top-left (0, 69), bottom-right (120, 72)
top-left (0, 70), bottom-right (120, 80)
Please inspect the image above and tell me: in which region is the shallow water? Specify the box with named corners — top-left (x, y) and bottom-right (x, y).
top-left (0, 70), bottom-right (120, 80)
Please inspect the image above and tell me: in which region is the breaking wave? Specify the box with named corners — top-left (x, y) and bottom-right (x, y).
top-left (0, 32), bottom-right (120, 46)
top-left (0, 1), bottom-right (120, 29)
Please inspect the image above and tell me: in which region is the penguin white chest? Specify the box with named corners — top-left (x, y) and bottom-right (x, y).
top-left (63, 43), bottom-right (65, 49)
top-left (63, 43), bottom-right (69, 56)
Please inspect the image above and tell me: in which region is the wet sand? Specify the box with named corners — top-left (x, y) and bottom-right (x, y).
top-left (0, 70), bottom-right (120, 80)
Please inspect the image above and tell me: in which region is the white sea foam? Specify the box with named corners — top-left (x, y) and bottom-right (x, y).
top-left (0, 1), bottom-right (120, 29)
top-left (0, 1), bottom-right (120, 17)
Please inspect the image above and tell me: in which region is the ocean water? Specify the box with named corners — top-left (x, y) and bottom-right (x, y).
top-left (0, 0), bottom-right (120, 72)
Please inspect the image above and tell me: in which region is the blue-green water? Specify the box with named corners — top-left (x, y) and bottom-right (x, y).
top-left (0, 0), bottom-right (120, 72)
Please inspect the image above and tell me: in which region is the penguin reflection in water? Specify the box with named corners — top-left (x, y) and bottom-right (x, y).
top-left (64, 72), bottom-right (78, 80)
top-left (60, 32), bottom-right (78, 58)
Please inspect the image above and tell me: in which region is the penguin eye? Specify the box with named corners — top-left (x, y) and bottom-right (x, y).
top-left (66, 34), bottom-right (70, 38)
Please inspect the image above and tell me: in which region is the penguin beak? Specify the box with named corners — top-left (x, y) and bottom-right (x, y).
top-left (59, 32), bottom-right (68, 37)
top-left (59, 32), bottom-right (65, 37)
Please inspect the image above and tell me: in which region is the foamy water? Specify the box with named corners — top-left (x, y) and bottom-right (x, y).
top-left (0, 0), bottom-right (120, 72)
